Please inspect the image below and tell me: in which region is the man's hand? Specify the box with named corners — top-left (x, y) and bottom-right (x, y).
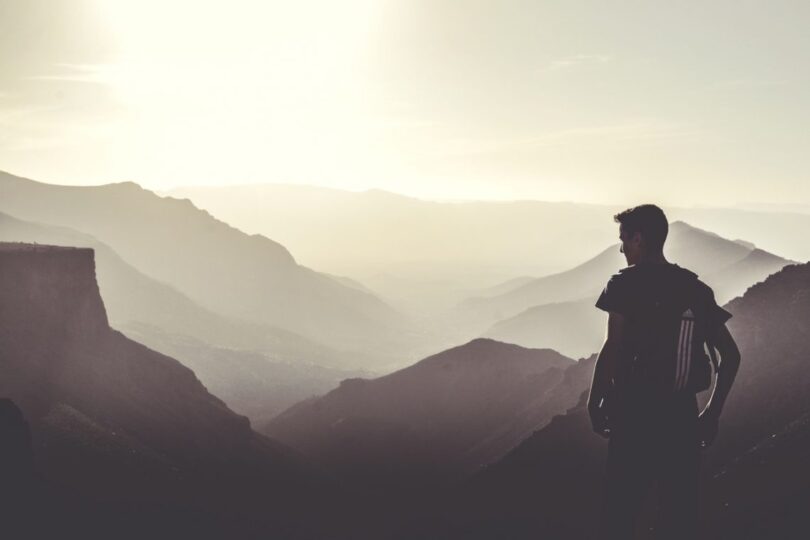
top-left (588, 398), bottom-right (611, 439)
top-left (697, 410), bottom-right (719, 449)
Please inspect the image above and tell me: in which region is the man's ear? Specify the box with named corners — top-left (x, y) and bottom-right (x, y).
top-left (632, 231), bottom-right (643, 246)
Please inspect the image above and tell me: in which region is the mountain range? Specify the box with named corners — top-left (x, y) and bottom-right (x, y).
top-left (0, 211), bottom-right (366, 423)
top-left (168, 183), bottom-right (810, 316)
top-left (0, 171), bottom-right (422, 364)
top-left (3, 171), bottom-right (809, 538)
top-left (2, 223), bottom-right (809, 538)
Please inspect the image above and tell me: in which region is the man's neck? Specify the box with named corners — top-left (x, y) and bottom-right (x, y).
top-left (637, 252), bottom-right (668, 265)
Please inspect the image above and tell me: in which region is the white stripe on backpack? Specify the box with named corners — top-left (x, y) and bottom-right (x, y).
top-left (675, 309), bottom-right (695, 391)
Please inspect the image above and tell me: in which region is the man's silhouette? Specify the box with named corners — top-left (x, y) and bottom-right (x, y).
top-left (587, 205), bottom-right (741, 539)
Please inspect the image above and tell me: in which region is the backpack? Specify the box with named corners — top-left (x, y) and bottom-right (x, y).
top-left (620, 274), bottom-right (719, 395)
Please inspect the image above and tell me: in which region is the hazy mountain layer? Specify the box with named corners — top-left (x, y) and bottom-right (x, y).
top-left (121, 323), bottom-right (365, 426)
top-left (481, 222), bottom-right (792, 357)
top-left (468, 221), bottom-right (781, 320)
top-left (168, 184), bottom-right (810, 317)
top-left (0, 211), bottom-right (347, 363)
top-left (485, 297), bottom-right (604, 359)
top-left (0, 171), bottom-right (416, 361)
top-left (167, 184), bottom-right (616, 281)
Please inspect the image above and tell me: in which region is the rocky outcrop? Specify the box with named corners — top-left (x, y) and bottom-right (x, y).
top-left (0, 243), bottom-right (346, 539)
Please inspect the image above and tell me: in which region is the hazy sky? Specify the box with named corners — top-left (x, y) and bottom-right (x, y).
top-left (1, 0), bottom-right (808, 205)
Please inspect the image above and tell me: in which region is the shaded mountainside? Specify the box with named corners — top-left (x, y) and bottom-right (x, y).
top-left (704, 410), bottom-right (810, 540)
top-left (709, 263), bottom-right (810, 464)
top-left (484, 296), bottom-right (604, 359)
top-left (482, 222), bottom-right (792, 358)
top-left (425, 261), bottom-right (810, 540)
top-left (0, 171), bottom-right (415, 360)
top-left (0, 243), bottom-right (354, 539)
top-left (264, 339), bottom-right (579, 487)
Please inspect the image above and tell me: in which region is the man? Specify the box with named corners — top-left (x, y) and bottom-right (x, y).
top-left (587, 204), bottom-right (741, 539)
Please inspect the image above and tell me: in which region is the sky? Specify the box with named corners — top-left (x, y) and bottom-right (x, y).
top-left (0, 0), bottom-right (809, 205)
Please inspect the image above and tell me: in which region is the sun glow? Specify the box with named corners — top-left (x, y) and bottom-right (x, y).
top-left (92, 0), bottom-right (390, 187)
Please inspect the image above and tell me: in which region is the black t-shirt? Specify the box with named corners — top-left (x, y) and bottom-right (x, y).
top-left (595, 262), bottom-right (732, 339)
top-left (595, 262), bottom-right (732, 418)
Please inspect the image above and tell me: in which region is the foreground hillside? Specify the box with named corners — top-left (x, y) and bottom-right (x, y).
top-left (0, 243), bottom-right (350, 539)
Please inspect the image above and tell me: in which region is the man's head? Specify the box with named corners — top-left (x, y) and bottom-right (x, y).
top-left (613, 204), bottom-right (668, 265)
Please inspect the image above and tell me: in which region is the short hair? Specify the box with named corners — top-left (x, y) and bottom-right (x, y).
top-left (613, 204), bottom-right (668, 253)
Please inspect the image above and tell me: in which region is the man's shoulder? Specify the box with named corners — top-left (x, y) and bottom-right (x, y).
top-left (612, 264), bottom-right (638, 279)
top-left (601, 266), bottom-right (632, 289)
top-left (607, 263), bottom-right (704, 292)
top-left (611, 262), bottom-right (696, 278)
top-left (602, 264), bottom-right (643, 288)
top-left (669, 266), bottom-right (722, 307)
top-left (692, 277), bottom-right (720, 305)
top-left (673, 264), bottom-right (711, 293)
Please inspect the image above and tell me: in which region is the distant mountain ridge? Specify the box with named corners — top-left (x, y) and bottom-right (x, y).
top-left (0, 170), bottom-right (421, 365)
top-left (469, 220), bottom-right (782, 316)
top-left (480, 221), bottom-right (793, 357)
top-left (168, 183), bottom-right (810, 317)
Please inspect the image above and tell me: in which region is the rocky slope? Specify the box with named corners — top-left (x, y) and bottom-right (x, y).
top-left (264, 339), bottom-right (579, 487)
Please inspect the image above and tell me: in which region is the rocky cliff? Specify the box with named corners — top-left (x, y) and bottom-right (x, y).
top-left (0, 242), bottom-right (347, 539)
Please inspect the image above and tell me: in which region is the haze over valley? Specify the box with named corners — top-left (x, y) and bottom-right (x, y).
top-left (2, 1), bottom-right (810, 537)
top-left (1, 165), bottom-right (808, 538)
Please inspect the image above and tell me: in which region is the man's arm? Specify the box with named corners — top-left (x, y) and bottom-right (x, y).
top-left (588, 311), bottom-right (625, 438)
top-left (698, 323), bottom-right (741, 446)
